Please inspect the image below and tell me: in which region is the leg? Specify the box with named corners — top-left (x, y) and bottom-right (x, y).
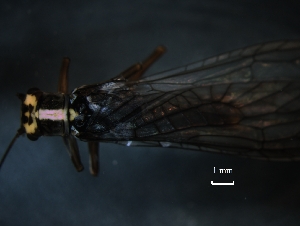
top-left (120, 63), bottom-right (143, 80)
top-left (131, 46), bottom-right (166, 81)
top-left (63, 136), bottom-right (84, 172)
top-left (119, 46), bottom-right (166, 81)
top-left (88, 142), bottom-right (99, 176)
top-left (58, 57), bottom-right (70, 93)
top-left (58, 58), bottom-right (84, 172)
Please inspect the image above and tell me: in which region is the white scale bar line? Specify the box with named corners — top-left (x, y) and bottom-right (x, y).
top-left (211, 181), bottom-right (234, 186)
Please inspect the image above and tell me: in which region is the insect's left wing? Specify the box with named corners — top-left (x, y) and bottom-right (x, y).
top-left (110, 40), bottom-right (300, 161)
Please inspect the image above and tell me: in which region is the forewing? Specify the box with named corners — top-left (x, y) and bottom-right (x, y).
top-left (111, 40), bottom-right (300, 160)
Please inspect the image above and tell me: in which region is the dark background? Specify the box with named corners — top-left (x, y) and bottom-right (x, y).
top-left (1, 1), bottom-right (300, 225)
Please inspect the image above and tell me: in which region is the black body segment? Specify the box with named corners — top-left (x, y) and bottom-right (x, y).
top-left (60, 47), bottom-right (165, 174)
top-left (69, 40), bottom-right (300, 161)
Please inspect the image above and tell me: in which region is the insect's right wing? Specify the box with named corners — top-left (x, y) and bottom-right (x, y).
top-left (111, 40), bottom-right (300, 161)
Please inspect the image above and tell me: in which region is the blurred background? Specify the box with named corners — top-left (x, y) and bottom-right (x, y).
top-left (0, 0), bottom-right (300, 225)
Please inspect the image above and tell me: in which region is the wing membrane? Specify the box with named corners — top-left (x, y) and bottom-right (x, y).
top-left (76, 40), bottom-right (300, 160)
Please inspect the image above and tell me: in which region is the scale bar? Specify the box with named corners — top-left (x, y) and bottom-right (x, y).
top-left (211, 181), bottom-right (234, 186)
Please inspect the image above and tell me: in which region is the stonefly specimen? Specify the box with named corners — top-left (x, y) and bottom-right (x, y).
top-left (1, 40), bottom-right (300, 175)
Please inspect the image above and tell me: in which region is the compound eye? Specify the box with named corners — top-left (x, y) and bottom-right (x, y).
top-left (17, 93), bottom-right (26, 101)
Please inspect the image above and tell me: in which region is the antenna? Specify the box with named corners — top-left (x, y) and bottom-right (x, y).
top-left (0, 128), bottom-right (25, 169)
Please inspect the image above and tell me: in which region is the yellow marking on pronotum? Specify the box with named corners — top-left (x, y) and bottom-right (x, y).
top-left (24, 94), bottom-right (37, 106)
top-left (69, 108), bottom-right (78, 121)
top-left (23, 94), bottom-right (38, 134)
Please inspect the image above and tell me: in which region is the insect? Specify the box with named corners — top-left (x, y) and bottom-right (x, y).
top-left (1, 40), bottom-right (300, 176)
